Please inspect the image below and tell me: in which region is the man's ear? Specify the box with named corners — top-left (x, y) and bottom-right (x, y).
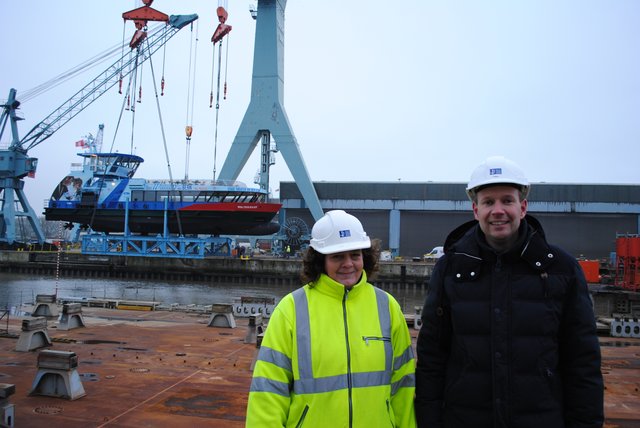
top-left (520, 199), bottom-right (528, 219)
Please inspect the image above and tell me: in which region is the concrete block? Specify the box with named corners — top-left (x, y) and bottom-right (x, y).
top-left (29, 351), bottom-right (86, 401)
top-left (414, 306), bottom-right (423, 330)
top-left (16, 318), bottom-right (52, 352)
top-left (208, 304), bottom-right (236, 328)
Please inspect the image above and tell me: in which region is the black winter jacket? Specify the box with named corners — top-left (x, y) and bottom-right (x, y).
top-left (415, 215), bottom-right (604, 428)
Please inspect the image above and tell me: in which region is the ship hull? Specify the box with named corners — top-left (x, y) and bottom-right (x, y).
top-left (44, 203), bottom-right (282, 236)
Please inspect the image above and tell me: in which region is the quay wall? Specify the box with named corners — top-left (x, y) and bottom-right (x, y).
top-left (0, 251), bottom-right (433, 291)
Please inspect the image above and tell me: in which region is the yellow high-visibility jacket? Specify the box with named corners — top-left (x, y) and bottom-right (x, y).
top-left (246, 272), bottom-right (416, 427)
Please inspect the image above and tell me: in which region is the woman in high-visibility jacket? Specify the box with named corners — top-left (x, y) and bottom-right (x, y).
top-left (247, 210), bottom-right (416, 427)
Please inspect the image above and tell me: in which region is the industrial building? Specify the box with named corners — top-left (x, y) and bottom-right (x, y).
top-left (279, 181), bottom-right (640, 260)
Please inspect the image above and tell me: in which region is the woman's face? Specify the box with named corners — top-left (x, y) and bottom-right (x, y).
top-left (324, 250), bottom-right (364, 288)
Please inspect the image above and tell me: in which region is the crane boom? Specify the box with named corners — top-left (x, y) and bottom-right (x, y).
top-left (18, 14), bottom-right (198, 152)
top-left (0, 13), bottom-right (198, 245)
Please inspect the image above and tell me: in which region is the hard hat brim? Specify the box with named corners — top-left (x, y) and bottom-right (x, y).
top-left (310, 238), bottom-right (371, 255)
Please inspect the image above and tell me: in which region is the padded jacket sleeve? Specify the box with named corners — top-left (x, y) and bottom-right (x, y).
top-left (414, 256), bottom-right (450, 428)
top-left (558, 255), bottom-right (604, 427)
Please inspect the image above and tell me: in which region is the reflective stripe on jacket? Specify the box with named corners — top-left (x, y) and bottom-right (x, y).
top-left (246, 272), bottom-right (416, 427)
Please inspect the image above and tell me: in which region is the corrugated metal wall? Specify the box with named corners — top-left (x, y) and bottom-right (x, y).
top-left (280, 182), bottom-right (640, 259)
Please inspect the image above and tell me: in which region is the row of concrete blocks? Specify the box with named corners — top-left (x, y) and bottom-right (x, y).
top-left (34, 295), bottom-right (260, 331)
top-left (19, 305), bottom-right (264, 355)
top-left (16, 306), bottom-right (86, 353)
top-left (30, 298), bottom-right (85, 330)
top-left (610, 318), bottom-right (640, 338)
top-left (0, 307), bottom-right (265, 428)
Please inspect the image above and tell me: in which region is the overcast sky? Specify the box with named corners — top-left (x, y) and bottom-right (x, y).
top-left (1, 1), bottom-right (638, 213)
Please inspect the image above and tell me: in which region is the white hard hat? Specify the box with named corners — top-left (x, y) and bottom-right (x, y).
top-left (309, 210), bottom-right (371, 254)
top-left (466, 156), bottom-right (530, 200)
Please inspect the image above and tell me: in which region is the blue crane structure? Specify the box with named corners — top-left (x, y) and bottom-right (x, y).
top-left (0, 13), bottom-right (198, 245)
top-left (217, 0), bottom-right (324, 222)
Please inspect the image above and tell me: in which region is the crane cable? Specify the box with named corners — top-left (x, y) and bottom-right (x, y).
top-left (127, 47), bottom-right (141, 154)
top-left (184, 20), bottom-right (199, 181)
top-left (211, 35), bottom-right (228, 181)
top-left (20, 42), bottom-right (123, 103)
top-left (87, 66), bottom-right (136, 232)
top-left (94, 35), bottom-right (185, 236)
top-left (160, 23), bottom-right (168, 96)
top-left (119, 22), bottom-right (126, 94)
top-left (88, 33), bottom-right (187, 236)
top-left (145, 36), bottom-right (184, 237)
top-left (18, 21), bottom-right (165, 104)
top-left (224, 34), bottom-right (230, 100)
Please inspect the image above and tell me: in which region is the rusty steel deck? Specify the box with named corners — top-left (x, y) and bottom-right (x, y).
top-left (1, 307), bottom-right (257, 427)
top-left (0, 307), bottom-right (639, 427)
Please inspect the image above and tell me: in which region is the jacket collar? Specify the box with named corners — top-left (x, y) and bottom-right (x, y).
top-left (445, 214), bottom-right (556, 272)
top-left (312, 271), bottom-right (369, 299)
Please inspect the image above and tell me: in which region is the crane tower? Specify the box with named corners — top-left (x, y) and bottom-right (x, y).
top-left (217, 0), bottom-right (323, 221)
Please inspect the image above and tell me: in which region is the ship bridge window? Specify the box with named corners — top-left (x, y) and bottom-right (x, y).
top-left (132, 191), bottom-right (144, 201)
top-left (202, 192), bottom-right (219, 202)
top-left (181, 191), bottom-right (197, 202)
top-left (216, 192), bottom-right (257, 203)
top-left (193, 192), bottom-right (215, 202)
top-left (221, 193), bottom-right (239, 203)
top-left (143, 191), bottom-right (156, 202)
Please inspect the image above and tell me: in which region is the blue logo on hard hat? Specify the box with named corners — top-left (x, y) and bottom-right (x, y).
top-left (489, 168), bottom-right (502, 176)
top-left (339, 230), bottom-right (351, 238)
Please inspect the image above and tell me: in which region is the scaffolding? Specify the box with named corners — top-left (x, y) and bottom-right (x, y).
top-left (614, 234), bottom-right (640, 291)
top-left (80, 200), bottom-right (231, 258)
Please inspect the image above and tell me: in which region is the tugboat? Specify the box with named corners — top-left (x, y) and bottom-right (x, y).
top-left (44, 151), bottom-right (281, 236)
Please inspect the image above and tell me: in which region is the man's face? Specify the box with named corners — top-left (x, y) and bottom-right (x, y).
top-left (473, 185), bottom-right (527, 251)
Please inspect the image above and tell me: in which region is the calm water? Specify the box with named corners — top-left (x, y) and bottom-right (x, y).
top-left (0, 273), bottom-right (427, 314)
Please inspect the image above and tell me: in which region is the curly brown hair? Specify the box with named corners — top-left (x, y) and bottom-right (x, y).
top-left (300, 238), bottom-right (381, 285)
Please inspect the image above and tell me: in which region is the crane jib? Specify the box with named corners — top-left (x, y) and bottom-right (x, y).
top-left (18, 13), bottom-right (198, 151)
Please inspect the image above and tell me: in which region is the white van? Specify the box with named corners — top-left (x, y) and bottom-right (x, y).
top-left (423, 246), bottom-right (444, 261)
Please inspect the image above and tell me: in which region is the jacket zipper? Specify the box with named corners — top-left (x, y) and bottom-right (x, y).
top-left (342, 288), bottom-right (353, 428)
top-left (386, 399), bottom-right (396, 428)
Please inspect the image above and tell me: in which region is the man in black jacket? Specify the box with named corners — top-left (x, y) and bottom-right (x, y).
top-left (415, 156), bottom-right (604, 428)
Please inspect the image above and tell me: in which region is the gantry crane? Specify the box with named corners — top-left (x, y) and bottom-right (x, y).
top-left (0, 11), bottom-right (198, 245)
top-left (217, 0), bottom-right (324, 222)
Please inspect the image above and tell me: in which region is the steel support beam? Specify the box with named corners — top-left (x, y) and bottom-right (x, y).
top-left (217, 0), bottom-right (323, 221)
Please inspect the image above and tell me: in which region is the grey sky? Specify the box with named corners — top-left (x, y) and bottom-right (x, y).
top-left (1, 1), bottom-right (638, 212)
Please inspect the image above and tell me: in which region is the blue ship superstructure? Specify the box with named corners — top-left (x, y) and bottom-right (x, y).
top-left (45, 152), bottom-right (281, 236)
